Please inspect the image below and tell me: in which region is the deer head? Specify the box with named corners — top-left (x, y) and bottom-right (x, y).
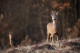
top-left (51, 11), bottom-right (58, 21)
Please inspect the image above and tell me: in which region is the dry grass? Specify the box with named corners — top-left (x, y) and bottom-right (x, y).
top-left (2, 38), bottom-right (80, 53)
top-left (20, 36), bottom-right (36, 46)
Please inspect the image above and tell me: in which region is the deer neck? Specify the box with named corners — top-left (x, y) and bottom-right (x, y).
top-left (53, 20), bottom-right (56, 24)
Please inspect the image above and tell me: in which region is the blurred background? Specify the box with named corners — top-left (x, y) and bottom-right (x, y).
top-left (0, 0), bottom-right (80, 48)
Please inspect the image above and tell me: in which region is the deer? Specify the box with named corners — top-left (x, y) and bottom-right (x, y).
top-left (47, 11), bottom-right (60, 47)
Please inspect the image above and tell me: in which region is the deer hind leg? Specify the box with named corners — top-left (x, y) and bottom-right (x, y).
top-left (47, 32), bottom-right (49, 42)
top-left (51, 34), bottom-right (54, 45)
top-left (50, 35), bottom-right (52, 42)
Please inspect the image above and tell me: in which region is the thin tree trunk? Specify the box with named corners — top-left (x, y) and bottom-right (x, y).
top-left (39, 17), bottom-right (45, 39)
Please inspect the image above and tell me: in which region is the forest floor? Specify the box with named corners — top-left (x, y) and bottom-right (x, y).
top-left (1, 38), bottom-right (80, 53)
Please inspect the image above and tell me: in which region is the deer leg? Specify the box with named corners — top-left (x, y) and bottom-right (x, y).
top-left (51, 35), bottom-right (54, 45)
top-left (50, 35), bottom-right (52, 42)
top-left (47, 32), bottom-right (49, 42)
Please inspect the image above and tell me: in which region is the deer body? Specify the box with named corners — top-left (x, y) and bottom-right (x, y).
top-left (47, 22), bottom-right (58, 34)
top-left (47, 11), bottom-right (60, 47)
